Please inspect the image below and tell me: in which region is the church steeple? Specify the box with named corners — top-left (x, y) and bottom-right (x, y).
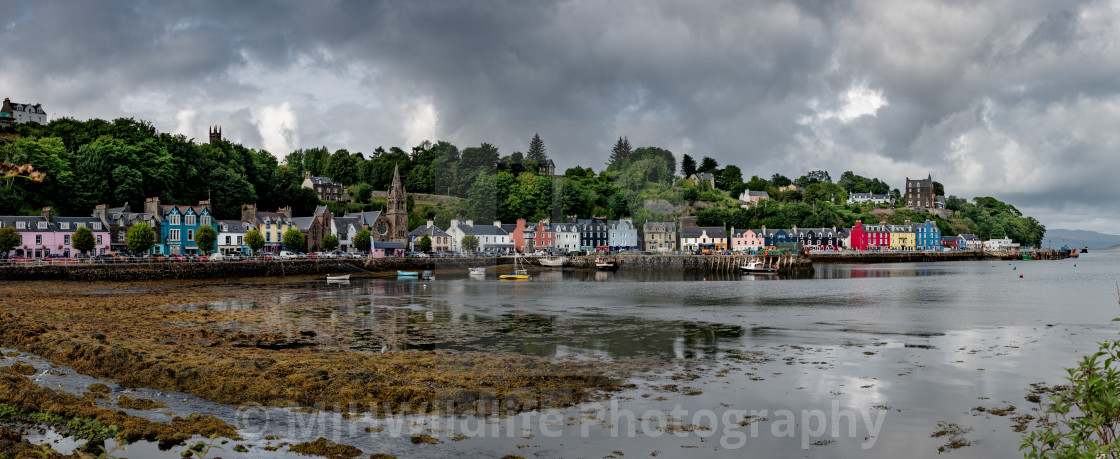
top-left (386, 164), bottom-right (408, 242)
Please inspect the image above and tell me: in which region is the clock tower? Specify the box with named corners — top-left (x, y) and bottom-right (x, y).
top-left (385, 164), bottom-right (408, 243)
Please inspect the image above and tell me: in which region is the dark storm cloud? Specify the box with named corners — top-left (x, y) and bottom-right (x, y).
top-left (3, 0), bottom-right (1119, 231)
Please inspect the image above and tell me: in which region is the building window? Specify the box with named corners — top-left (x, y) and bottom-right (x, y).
top-left (170, 229), bottom-right (180, 242)
top-left (187, 229), bottom-right (194, 241)
top-left (60, 222), bottom-right (70, 230)
top-left (64, 235), bottom-right (70, 245)
top-left (38, 221), bottom-right (47, 229)
top-left (92, 222), bottom-right (102, 230)
top-left (266, 232), bottom-right (271, 242)
top-left (186, 215), bottom-right (196, 226)
top-left (237, 236), bottom-right (243, 245)
top-left (119, 231), bottom-right (126, 242)
top-left (35, 235), bottom-right (42, 245)
top-left (96, 235), bottom-right (102, 245)
top-left (170, 214), bottom-right (180, 225)
top-left (201, 216), bottom-right (210, 226)
top-left (225, 236), bottom-right (231, 245)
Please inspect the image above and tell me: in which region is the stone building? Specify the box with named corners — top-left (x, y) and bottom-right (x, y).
top-left (905, 174), bottom-right (935, 210)
top-left (302, 171), bottom-right (344, 202)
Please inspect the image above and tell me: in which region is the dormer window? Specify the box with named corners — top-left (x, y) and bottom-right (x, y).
top-left (92, 222), bottom-right (101, 230)
top-left (37, 221), bottom-right (47, 229)
top-left (201, 216), bottom-right (210, 226)
top-left (60, 222), bottom-right (70, 230)
top-left (185, 215), bottom-right (196, 226)
top-left (169, 214), bottom-right (181, 225)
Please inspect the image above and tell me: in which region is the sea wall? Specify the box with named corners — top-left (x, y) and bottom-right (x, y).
top-left (808, 250), bottom-right (1070, 264)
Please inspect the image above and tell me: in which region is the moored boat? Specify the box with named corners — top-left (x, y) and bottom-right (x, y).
top-left (468, 267), bottom-right (486, 275)
top-left (421, 270), bottom-right (435, 280)
top-left (740, 261), bottom-right (778, 275)
top-left (540, 256), bottom-right (567, 267)
top-left (594, 257), bottom-right (618, 271)
top-left (499, 254), bottom-right (532, 280)
top-left (397, 270), bottom-right (419, 277)
top-left (326, 274), bottom-right (351, 281)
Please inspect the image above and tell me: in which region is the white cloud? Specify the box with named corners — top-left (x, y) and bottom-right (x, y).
top-left (251, 102), bottom-right (299, 155)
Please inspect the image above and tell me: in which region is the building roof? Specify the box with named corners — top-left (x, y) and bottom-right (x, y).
top-left (334, 217), bottom-right (360, 233)
top-left (549, 222), bottom-right (577, 232)
top-left (291, 216), bottom-right (315, 231)
top-left (906, 174), bottom-right (933, 188)
top-left (461, 224), bottom-right (508, 236)
top-left (642, 221), bottom-right (676, 232)
top-left (344, 210), bottom-right (381, 227)
top-left (407, 223), bottom-right (450, 238)
top-left (959, 233), bottom-right (980, 241)
top-left (691, 173), bottom-right (714, 182)
top-left (680, 226), bottom-right (726, 238)
top-left (216, 220), bottom-right (253, 234)
top-left (308, 175), bottom-right (342, 187)
top-left (0, 216), bottom-right (106, 232)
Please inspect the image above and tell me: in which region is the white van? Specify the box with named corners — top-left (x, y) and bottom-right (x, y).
top-left (279, 250), bottom-right (298, 259)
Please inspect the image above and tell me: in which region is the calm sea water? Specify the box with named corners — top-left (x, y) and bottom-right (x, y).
top-left (20, 250), bottom-right (1120, 458)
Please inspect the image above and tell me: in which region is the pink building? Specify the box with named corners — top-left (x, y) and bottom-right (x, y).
top-left (730, 228), bottom-right (765, 251)
top-left (2, 208), bottom-right (111, 258)
top-left (533, 219), bottom-right (555, 251)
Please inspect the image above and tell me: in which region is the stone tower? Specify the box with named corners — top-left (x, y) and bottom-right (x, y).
top-left (386, 164), bottom-right (408, 243)
top-left (209, 126), bottom-right (222, 144)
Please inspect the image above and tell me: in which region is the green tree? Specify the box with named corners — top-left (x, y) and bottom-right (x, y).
top-left (282, 228), bottom-right (304, 252)
top-left (418, 234), bottom-right (432, 252)
top-left (126, 222), bottom-right (155, 255)
top-left (719, 165), bottom-right (743, 191)
top-left (681, 154), bottom-right (697, 178)
top-left (245, 229), bottom-right (265, 255)
top-left (770, 173), bottom-right (792, 187)
top-left (608, 136), bottom-right (632, 168)
top-left (322, 234), bottom-right (339, 251)
top-left (932, 181), bottom-right (945, 197)
top-left (461, 234), bottom-right (480, 252)
top-left (0, 227), bottom-right (21, 257)
top-left (354, 229), bottom-right (372, 253)
top-left (71, 226), bottom-right (96, 256)
top-left (526, 133), bottom-right (548, 163)
top-left (698, 156), bottom-right (719, 174)
top-left (195, 225), bottom-right (217, 254)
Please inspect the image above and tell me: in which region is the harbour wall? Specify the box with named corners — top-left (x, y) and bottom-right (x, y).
top-left (808, 250), bottom-right (1071, 264)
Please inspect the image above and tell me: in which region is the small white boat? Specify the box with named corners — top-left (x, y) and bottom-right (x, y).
top-left (740, 262), bottom-right (778, 275)
top-left (594, 257), bottom-right (618, 271)
top-left (468, 267), bottom-right (486, 275)
top-left (540, 257), bottom-right (567, 267)
top-left (326, 274), bottom-right (351, 281)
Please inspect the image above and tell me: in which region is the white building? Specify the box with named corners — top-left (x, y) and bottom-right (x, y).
top-left (216, 220), bottom-right (254, 255)
top-left (550, 222), bottom-right (581, 253)
top-left (332, 216), bottom-right (360, 253)
top-left (1, 98), bottom-right (46, 125)
top-left (446, 219), bottom-right (514, 253)
top-left (847, 192), bottom-right (892, 205)
top-left (983, 236), bottom-right (1021, 251)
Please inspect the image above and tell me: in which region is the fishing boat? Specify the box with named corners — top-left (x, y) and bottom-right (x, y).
top-left (325, 274), bottom-right (351, 281)
top-left (594, 257), bottom-right (618, 271)
top-left (499, 254), bottom-right (531, 280)
top-left (397, 270), bottom-right (419, 277)
top-left (421, 270), bottom-right (435, 280)
top-left (740, 261), bottom-right (778, 275)
top-left (540, 256), bottom-right (567, 267)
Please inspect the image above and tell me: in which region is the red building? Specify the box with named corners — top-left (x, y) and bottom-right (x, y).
top-left (865, 223), bottom-right (890, 250)
top-left (533, 219), bottom-right (555, 251)
top-left (850, 221), bottom-right (868, 251)
top-left (511, 219), bottom-right (528, 253)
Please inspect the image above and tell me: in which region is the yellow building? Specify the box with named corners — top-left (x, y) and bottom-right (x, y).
top-left (241, 205), bottom-right (295, 253)
top-left (888, 225), bottom-right (916, 251)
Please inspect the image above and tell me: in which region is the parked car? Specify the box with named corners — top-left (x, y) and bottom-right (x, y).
top-left (256, 253), bottom-right (275, 260)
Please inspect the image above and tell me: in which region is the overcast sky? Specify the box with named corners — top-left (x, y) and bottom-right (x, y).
top-left (4, 0), bottom-right (1119, 233)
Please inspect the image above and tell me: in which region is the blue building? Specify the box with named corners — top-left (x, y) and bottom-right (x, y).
top-left (608, 218), bottom-right (639, 251)
top-left (911, 220), bottom-right (942, 251)
top-left (146, 198), bottom-right (213, 255)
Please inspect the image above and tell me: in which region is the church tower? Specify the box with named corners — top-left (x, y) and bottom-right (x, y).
top-left (209, 126), bottom-right (222, 144)
top-left (386, 164), bottom-right (408, 243)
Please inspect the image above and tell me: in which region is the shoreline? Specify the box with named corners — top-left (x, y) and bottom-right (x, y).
top-left (0, 250), bottom-right (1073, 281)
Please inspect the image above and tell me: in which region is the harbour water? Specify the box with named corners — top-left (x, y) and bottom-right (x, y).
top-left (8, 250), bottom-right (1120, 457)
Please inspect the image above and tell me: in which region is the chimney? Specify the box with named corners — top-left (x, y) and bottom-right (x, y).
top-left (241, 204), bottom-right (257, 223)
top-left (494, 220), bottom-right (502, 228)
top-left (426, 220), bottom-right (433, 228)
top-left (198, 200), bottom-right (210, 208)
top-left (904, 219), bottom-right (911, 226)
top-left (278, 206), bottom-right (292, 218)
top-left (465, 220), bottom-right (473, 227)
top-left (92, 204), bottom-right (107, 221)
top-left (41, 206), bottom-right (52, 223)
top-left (305, 171), bottom-right (311, 180)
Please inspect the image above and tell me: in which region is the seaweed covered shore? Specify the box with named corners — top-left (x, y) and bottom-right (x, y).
top-left (0, 278), bottom-right (623, 455)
